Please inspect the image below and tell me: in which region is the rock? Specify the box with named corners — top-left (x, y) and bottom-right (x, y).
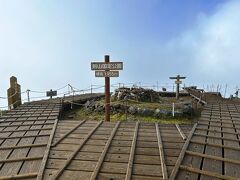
top-left (174, 110), bottom-right (183, 117)
top-left (112, 87), bottom-right (160, 102)
top-left (84, 100), bottom-right (91, 108)
top-left (112, 103), bottom-right (121, 110)
top-left (84, 100), bottom-right (96, 110)
top-left (128, 106), bottom-right (137, 115)
top-left (137, 108), bottom-right (143, 114)
top-left (142, 108), bottom-right (154, 116)
top-left (154, 108), bottom-right (161, 118)
top-left (160, 109), bottom-right (172, 116)
top-left (96, 105), bottom-right (104, 112)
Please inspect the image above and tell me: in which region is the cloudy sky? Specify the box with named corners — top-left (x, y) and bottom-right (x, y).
top-left (0, 0), bottom-right (239, 107)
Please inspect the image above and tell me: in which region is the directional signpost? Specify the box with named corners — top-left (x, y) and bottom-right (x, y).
top-left (169, 75), bottom-right (186, 99)
top-left (46, 89), bottom-right (57, 99)
top-left (91, 55), bottom-right (123, 121)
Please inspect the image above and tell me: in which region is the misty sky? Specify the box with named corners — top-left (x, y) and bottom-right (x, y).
top-left (0, 0), bottom-right (240, 107)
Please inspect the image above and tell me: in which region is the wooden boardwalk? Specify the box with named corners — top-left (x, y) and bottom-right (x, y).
top-left (0, 102), bottom-right (61, 179)
top-left (43, 120), bottom-right (191, 180)
top-left (0, 91), bottom-right (240, 179)
top-left (170, 89), bottom-right (240, 180)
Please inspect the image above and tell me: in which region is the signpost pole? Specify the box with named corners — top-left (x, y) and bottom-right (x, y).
top-left (105, 55), bottom-right (110, 122)
top-left (169, 75), bottom-right (186, 100)
top-left (176, 77), bottom-right (180, 99)
top-left (91, 55), bottom-right (123, 122)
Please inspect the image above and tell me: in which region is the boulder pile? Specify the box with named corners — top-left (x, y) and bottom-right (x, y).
top-left (84, 99), bottom-right (193, 119)
top-left (112, 87), bottom-right (160, 102)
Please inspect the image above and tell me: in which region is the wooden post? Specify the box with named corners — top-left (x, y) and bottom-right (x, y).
top-left (27, 89), bottom-right (30, 102)
top-left (7, 76), bottom-right (21, 110)
top-left (169, 75), bottom-right (186, 100)
top-left (91, 56), bottom-right (123, 121)
top-left (105, 55), bottom-right (110, 122)
top-left (176, 83), bottom-right (180, 99)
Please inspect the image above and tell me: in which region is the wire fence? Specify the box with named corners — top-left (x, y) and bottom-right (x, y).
top-left (0, 82), bottom-right (239, 110)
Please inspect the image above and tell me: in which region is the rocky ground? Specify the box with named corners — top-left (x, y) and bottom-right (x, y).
top-left (62, 87), bottom-right (198, 124)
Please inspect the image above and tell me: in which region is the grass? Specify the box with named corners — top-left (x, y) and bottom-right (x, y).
top-left (63, 108), bottom-right (193, 124)
top-left (95, 96), bottom-right (192, 111)
top-left (62, 96), bottom-right (195, 124)
top-left (0, 111), bottom-right (7, 117)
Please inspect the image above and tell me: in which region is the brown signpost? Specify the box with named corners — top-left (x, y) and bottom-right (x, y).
top-left (169, 75), bottom-right (186, 99)
top-left (91, 55), bottom-right (123, 121)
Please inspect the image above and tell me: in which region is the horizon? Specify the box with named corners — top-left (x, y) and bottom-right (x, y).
top-left (1, 0), bottom-right (240, 108)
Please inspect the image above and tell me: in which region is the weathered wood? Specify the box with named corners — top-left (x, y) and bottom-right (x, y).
top-left (0, 122), bottom-right (54, 128)
top-left (198, 122), bottom-right (240, 130)
top-left (201, 122), bottom-right (222, 180)
top-left (199, 119), bottom-right (240, 126)
top-left (51, 120), bottom-right (86, 147)
top-left (90, 121), bottom-right (120, 179)
top-left (197, 127), bottom-right (240, 136)
top-left (0, 143), bottom-right (47, 150)
top-left (0, 173), bottom-right (38, 180)
top-left (155, 123), bottom-right (168, 179)
top-left (175, 124), bottom-right (187, 140)
top-left (0, 156), bottom-right (42, 163)
top-left (180, 165), bottom-right (237, 180)
top-left (125, 121), bottom-right (139, 180)
top-left (169, 123), bottom-right (197, 180)
top-left (186, 150), bottom-right (240, 165)
top-left (0, 134), bottom-right (50, 140)
top-left (37, 118), bottom-right (58, 180)
top-left (222, 123), bottom-right (240, 178)
top-left (52, 121), bottom-right (103, 179)
top-left (194, 132), bottom-right (240, 142)
top-left (190, 140), bottom-right (240, 151)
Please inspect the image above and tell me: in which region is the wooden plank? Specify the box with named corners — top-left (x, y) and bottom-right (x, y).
top-left (0, 122), bottom-right (54, 128)
top-left (197, 127), bottom-right (240, 136)
top-left (133, 164), bottom-right (162, 177)
top-left (186, 150), bottom-right (240, 165)
top-left (169, 123), bottom-right (197, 180)
top-left (134, 155), bottom-right (160, 165)
top-left (37, 118), bottom-right (58, 180)
top-left (0, 135), bottom-right (36, 176)
top-left (0, 143), bottom-right (47, 150)
top-left (175, 124), bottom-right (187, 140)
top-left (180, 165), bottom-right (237, 180)
top-left (0, 134), bottom-right (50, 140)
top-left (100, 162), bottom-right (127, 174)
top-left (193, 133), bottom-right (240, 142)
top-left (0, 156), bottom-right (42, 163)
top-left (90, 121), bottom-right (120, 180)
top-left (201, 122), bottom-right (222, 180)
top-left (98, 173), bottom-right (125, 180)
top-left (51, 120), bottom-right (86, 147)
top-left (0, 173), bottom-right (38, 180)
top-left (155, 123), bottom-right (168, 179)
top-left (51, 121), bottom-right (103, 179)
top-left (125, 121), bottom-right (139, 180)
top-left (190, 140), bottom-right (240, 151)
top-left (222, 123), bottom-right (240, 178)
top-left (50, 169), bottom-right (92, 180)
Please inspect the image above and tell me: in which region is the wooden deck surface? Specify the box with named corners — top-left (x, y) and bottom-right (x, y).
top-left (0, 91), bottom-right (240, 180)
top-left (43, 120), bottom-right (191, 180)
top-left (0, 102), bottom-right (61, 180)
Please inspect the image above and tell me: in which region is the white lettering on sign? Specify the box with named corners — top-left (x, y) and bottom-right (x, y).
top-left (95, 71), bottom-right (119, 77)
top-left (91, 62), bottom-right (123, 70)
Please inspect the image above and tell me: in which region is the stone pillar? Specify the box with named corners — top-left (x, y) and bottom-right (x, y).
top-left (7, 76), bottom-right (22, 110)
